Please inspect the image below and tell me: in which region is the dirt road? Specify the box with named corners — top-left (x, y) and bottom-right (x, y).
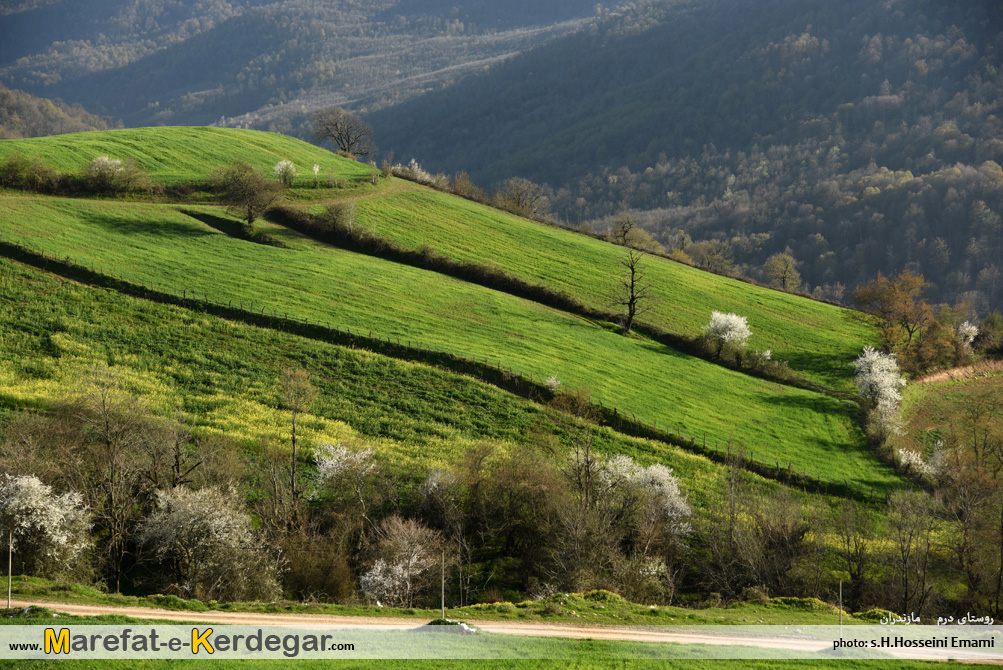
top-left (8, 598), bottom-right (1003, 663)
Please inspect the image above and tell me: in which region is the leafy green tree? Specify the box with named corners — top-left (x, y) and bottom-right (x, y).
top-left (210, 161), bottom-right (285, 231)
top-left (763, 252), bottom-right (802, 292)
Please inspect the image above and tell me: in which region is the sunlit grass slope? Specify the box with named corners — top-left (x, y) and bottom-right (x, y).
top-left (340, 187), bottom-right (878, 390)
top-left (896, 373), bottom-right (1003, 461)
top-left (0, 256), bottom-right (880, 510)
top-left (0, 126), bottom-right (375, 186)
top-left (0, 194), bottom-right (902, 493)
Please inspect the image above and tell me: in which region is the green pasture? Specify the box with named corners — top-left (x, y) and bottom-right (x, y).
top-left (0, 127), bottom-right (375, 186)
top-left (339, 187), bottom-right (879, 389)
top-left (0, 195), bottom-right (902, 493)
top-left (3, 255), bottom-right (851, 510)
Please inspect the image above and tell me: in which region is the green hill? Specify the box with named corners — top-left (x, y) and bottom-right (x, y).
top-left (0, 127), bottom-right (901, 493)
top-left (0, 126), bottom-right (374, 186)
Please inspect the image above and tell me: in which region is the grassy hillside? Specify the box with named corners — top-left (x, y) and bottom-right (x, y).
top-left (0, 193), bottom-right (901, 493)
top-left (0, 127), bottom-right (904, 495)
top-left (0, 254), bottom-right (890, 516)
top-left (339, 187), bottom-right (877, 390)
top-left (0, 127), bottom-right (375, 186)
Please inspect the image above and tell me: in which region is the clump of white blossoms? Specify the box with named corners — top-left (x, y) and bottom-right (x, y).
top-left (598, 454), bottom-right (691, 536)
top-left (546, 374), bottom-right (561, 392)
top-left (854, 346), bottom-right (908, 445)
top-left (0, 475), bottom-right (89, 576)
top-left (703, 311), bottom-right (752, 357)
top-left (957, 320), bottom-right (979, 347)
top-left (274, 159), bottom-right (297, 186)
top-left (87, 156), bottom-right (123, 176)
top-left (313, 442), bottom-right (376, 483)
top-left (139, 486), bottom-right (280, 601)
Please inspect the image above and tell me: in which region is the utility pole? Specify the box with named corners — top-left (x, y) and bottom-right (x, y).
top-left (440, 551), bottom-right (445, 621)
top-left (7, 529), bottom-right (12, 610)
top-left (839, 579), bottom-right (843, 639)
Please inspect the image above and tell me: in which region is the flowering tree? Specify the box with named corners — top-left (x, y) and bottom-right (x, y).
top-left (359, 515), bottom-right (442, 607)
top-left (597, 454), bottom-right (691, 539)
top-left (703, 311), bottom-right (752, 358)
top-left (274, 160), bottom-right (297, 186)
top-left (86, 156), bottom-right (123, 193)
top-left (957, 321), bottom-right (979, 350)
top-left (0, 475), bottom-right (89, 577)
top-left (139, 487), bottom-right (280, 602)
top-left (312, 164), bottom-right (320, 188)
top-left (853, 346), bottom-right (907, 442)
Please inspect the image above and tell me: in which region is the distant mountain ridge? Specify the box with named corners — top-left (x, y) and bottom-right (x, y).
top-left (0, 0), bottom-right (610, 128)
top-left (368, 0), bottom-right (1003, 313)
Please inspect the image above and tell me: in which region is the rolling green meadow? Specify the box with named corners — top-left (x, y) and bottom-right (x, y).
top-left (0, 191), bottom-right (899, 492)
top-left (0, 125), bottom-right (980, 670)
top-left (0, 128), bottom-right (901, 493)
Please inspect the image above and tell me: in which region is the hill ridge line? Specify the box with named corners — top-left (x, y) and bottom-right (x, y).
top-left (0, 236), bottom-right (890, 502)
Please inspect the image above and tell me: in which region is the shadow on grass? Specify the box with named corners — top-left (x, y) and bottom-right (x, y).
top-left (180, 209), bottom-right (287, 248)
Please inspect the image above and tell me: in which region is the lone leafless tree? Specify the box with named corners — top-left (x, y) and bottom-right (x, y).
top-left (614, 249), bottom-right (652, 335)
top-left (311, 107), bottom-right (375, 158)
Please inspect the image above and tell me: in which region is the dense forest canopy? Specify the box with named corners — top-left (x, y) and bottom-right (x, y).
top-left (370, 0), bottom-right (1003, 313)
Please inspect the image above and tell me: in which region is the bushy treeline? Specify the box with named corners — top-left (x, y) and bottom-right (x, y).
top-left (1, 365), bottom-right (996, 617)
top-left (0, 82), bottom-right (118, 139)
top-left (0, 153), bottom-right (159, 195)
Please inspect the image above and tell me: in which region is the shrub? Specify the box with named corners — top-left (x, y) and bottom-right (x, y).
top-left (0, 475), bottom-right (89, 577)
top-left (274, 160), bottom-right (297, 186)
top-left (139, 487), bottom-right (280, 602)
top-left (0, 154), bottom-right (59, 192)
top-left (85, 156), bottom-right (123, 193)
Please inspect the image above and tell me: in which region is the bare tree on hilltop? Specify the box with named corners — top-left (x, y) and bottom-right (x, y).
top-left (311, 106), bottom-right (375, 158)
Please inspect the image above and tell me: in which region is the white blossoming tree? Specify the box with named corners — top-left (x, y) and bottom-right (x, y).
top-left (86, 156), bottom-right (124, 193)
top-left (139, 487), bottom-right (280, 602)
top-left (359, 515), bottom-right (442, 608)
top-left (957, 321), bottom-right (979, 348)
top-left (0, 475), bottom-right (89, 577)
top-left (274, 160), bottom-right (297, 187)
top-left (853, 346), bottom-right (907, 443)
top-left (703, 311), bottom-right (752, 358)
top-left (313, 443), bottom-right (381, 529)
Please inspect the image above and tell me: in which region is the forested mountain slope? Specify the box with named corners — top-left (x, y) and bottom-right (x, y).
top-left (0, 0), bottom-right (610, 128)
top-left (0, 81), bottom-right (117, 138)
top-left (370, 0), bottom-right (1003, 312)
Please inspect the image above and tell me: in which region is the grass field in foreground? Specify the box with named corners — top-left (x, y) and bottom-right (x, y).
top-left (0, 127), bottom-right (376, 187)
top-left (336, 186), bottom-right (878, 390)
top-left (0, 196), bottom-right (903, 493)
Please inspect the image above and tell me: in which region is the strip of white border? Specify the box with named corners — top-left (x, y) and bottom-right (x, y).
top-left (1, 624), bottom-right (1001, 660)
